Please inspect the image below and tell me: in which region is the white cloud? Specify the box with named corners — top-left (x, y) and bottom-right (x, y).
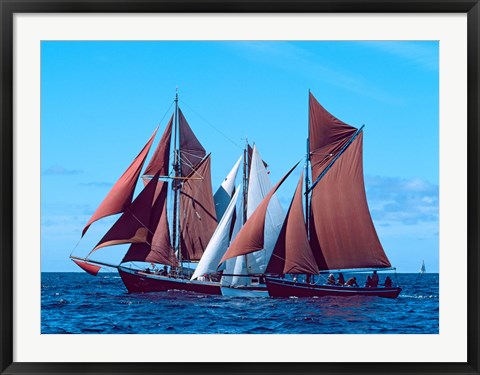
top-left (42, 165), bottom-right (83, 176)
top-left (366, 175), bottom-right (438, 226)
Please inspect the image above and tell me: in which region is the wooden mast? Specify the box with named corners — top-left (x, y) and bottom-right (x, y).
top-left (172, 88), bottom-right (182, 269)
top-left (305, 90), bottom-right (311, 240)
top-left (243, 138), bottom-right (249, 273)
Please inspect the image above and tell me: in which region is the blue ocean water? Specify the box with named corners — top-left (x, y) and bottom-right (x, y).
top-left (41, 272), bottom-right (438, 334)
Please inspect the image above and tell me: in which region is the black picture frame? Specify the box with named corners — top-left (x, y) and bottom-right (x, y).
top-left (1, 1), bottom-right (479, 374)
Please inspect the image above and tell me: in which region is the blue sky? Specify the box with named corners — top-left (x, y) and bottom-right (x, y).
top-left (41, 41), bottom-right (439, 272)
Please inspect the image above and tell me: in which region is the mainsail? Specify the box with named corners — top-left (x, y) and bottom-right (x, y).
top-left (180, 154), bottom-right (218, 261)
top-left (308, 93), bottom-right (391, 271)
top-left (309, 132), bottom-right (391, 270)
top-left (244, 145), bottom-right (284, 274)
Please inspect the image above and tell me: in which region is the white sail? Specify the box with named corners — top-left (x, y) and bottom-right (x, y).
top-left (221, 188), bottom-right (250, 287)
top-left (245, 145), bottom-right (284, 274)
top-left (191, 188), bottom-right (241, 280)
top-left (213, 156), bottom-right (242, 220)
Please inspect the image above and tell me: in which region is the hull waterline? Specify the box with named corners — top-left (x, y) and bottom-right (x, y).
top-left (221, 285), bottom-right (269, 297)
top-left (118, 267), bottom-right (222, 295)
top-left (266, 277), bottom-right (401, 299)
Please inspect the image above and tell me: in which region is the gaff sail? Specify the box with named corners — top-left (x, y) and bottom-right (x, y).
top-left (180, 154), bottom-right (217, 261)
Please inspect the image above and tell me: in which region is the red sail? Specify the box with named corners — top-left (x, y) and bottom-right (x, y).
top-left (219, 162), bottom-right (299, 265)
top-left (143, 116), bottom-right (172, 179)
top-left (267, 173), bottom-right (319, 275)
top-left (309, 92), bottom-right (357, 155)
top-left (82, 128), bottom-right (158, 237)
top-left (180, 155), bottom-right (217, 261)
top-left (122, 181), bottom-right (178, 266)
top-left (72, 259), bottom-right (101, 276)
top-left (309, 133), bottom-right (391, 270)
top-left (179, 109), bottom-right (206, 177)
top-left (309, 92), bottom-right (357, 180)
top-left (91, 171), bottom-right (160, 252)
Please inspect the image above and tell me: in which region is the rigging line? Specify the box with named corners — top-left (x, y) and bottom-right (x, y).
top-left (158, 100), bottom-right (175, 126)
top-left (69, 237), bottom-right (83, 257)
top-left (179, 99), bottom-right (243, 150)
top-left (180, 153), bottom-right (210, 180)
top-left (127, 208), bottom-right (156, 237)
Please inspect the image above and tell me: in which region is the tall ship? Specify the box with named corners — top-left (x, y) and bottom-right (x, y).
top-left (191, 142), bottom-right (282, 297)
top-left (219, 92), bottom-right (402, 299)
top-left (70, 91), bottom-right (223, 294)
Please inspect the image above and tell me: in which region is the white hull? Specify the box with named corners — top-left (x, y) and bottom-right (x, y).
top-left (221, 285), bottom-right (269, 297)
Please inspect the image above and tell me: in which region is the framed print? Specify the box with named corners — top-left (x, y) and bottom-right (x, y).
top-left (1, 1), bottom-right (479, 374)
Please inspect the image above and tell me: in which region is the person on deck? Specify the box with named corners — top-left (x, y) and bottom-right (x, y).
top-left (326, 274), bottom-right (336, 285)
top-left (372, 270), bottom-right (379, 287)
top-left (384, 276), bottom-right (392, 288)
top-left (365, 276), bottom-right (373, 287)
top-left (160, 265), bottom-right (168, 276)
top-left (345, 277), bottom-right (358, 287)
top-left (337, 273), bottom-right (345, 286)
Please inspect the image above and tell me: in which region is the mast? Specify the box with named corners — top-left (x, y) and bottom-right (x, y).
top-left (243, 138), bottom-right (249, 272)
top-left (243, 138), bottom-right (249, 225)
top-left (172, 88), bottom-right (182, 267)
top-left (305, 90), bottom-right (311, 239)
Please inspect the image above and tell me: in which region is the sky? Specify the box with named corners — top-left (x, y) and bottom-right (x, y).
top-left (41, 41), bottom-right (439, 273)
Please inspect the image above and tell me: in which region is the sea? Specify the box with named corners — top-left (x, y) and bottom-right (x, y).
top-left (41, 272), bottom-right (438, 334)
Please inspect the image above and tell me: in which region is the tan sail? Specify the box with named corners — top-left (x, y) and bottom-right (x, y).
top-left (179, 108), bottom-right (206, 177)
top-left (143, 116), bottom-right (172, 180)
top-left (267, 173), bottom-right (318, 275)
top-left (309, 133), bottom-right (391, 270)
top-left (307, 92), bottom-right (391, 271)
top-left (90, 171), bottom-right (160, 252)
top-left (122, 181), bottom-right (178, 267)
top-left (180, 154), bottom-right (217, 261)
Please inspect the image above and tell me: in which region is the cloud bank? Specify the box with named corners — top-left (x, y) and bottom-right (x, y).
top-left (366, 175), bottom-right (438, 226)
top-left (42, 165), bottom-right (83, 176)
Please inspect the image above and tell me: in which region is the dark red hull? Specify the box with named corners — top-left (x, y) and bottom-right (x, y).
top-left (266, 277), bottom-right (401, 299)
top-left (118, 267), bottom-right (222, 295)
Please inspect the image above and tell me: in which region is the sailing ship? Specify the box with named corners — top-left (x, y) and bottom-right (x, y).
top-left (192, 142), bottom-right (281, 297)
top-left (420, 260), bottom-right (426, 274)
top-left (219, 92), bottom-right (402, 299)
top-left (70, 91), bottom-right (223, 294)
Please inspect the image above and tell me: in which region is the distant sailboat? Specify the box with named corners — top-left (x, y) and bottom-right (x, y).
top-left (420, 260), bottom-right (426, 274)
top-left (219, 92), bottom-right (402, 299)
